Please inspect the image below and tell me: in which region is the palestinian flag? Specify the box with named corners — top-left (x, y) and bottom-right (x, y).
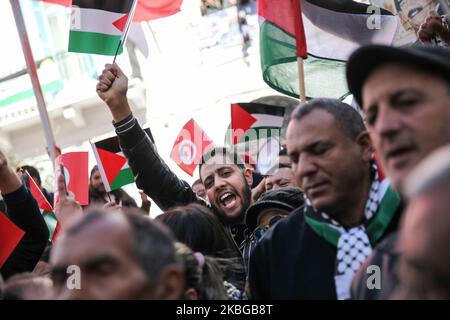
top-left (259, 0), bottom-right (399, 100)
top-left (229, 103), bottom-right (285, 144)
top-left (91, 128), bottom-right (154, 192)
top-left (69, 0), bottom-right (136, 55)
top-left (25, 171), bottom-right (59, 242)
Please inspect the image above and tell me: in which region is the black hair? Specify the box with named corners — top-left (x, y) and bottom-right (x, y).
top-left (199, 147), bottom-right (245, 179)
top-left (157, 204), bottom-right (238, 260)
top-left (175, 242), bottom-right (228, 300)
top-left (19, 165), bottom-right (41, 186)
top-left (90, 165), bottom-right (99, 178)
top-left (291, 98), bottom-right (366, 141)
top-left (157, 204), bottom-right (246, 290)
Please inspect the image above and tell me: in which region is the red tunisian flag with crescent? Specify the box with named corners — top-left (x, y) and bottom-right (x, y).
top-left (170, 119), bottom-right (214, 176)
top-left (54, 152), bottom-right (89, 206)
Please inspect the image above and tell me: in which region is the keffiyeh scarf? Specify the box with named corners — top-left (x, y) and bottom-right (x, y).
top-left (303, 163), bottom-right (401, 300)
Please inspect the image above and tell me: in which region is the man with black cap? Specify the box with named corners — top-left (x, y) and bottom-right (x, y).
top-left (346, 44), bottom-right (450, 299)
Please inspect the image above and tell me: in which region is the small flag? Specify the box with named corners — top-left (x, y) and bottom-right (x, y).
top-left (0, 211), bottom-right (25, 268)
top-left (25, 171), bottom-right (59, 242)
top-left (54, 152), bottom-right (89, 206)
top-left (91, 129), bottom-right (154, 192)
top-left (69, 0), bottom-right (135, 56)
top-left (170, 119), bottom-right (214, 176)
top-left (230, 103), bottom-right (285, 145)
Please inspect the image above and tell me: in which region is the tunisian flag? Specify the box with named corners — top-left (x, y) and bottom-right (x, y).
top-left (54, 152), bottom-right (89, 206)
top-left (170, 119), bottom-right (214, 176)
top-left (37, 0), bottom-right (183, 21)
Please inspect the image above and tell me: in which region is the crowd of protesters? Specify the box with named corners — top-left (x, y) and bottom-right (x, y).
top-left (1, 12), bottom-right (450, 300)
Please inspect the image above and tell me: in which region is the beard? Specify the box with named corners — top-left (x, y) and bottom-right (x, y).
top-left (212, 179), bottom-right (252, 226)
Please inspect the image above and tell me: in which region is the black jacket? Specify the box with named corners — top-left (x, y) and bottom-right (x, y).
top-left (116, 118), bottom-right (200, 211)
top-left (249, 205), bottom-right (402, 299)
top-left (0, 184), bottom-right (49, 280)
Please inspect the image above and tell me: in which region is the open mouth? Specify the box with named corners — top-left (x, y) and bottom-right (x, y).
top-left (218, 192), bottom-right (238, 210)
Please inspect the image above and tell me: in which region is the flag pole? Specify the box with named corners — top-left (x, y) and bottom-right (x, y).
top-left (113, 0), bottom-right (139, 64)
top-left (10, 0), bottom-right (57, 166)
top-left (293, 0), bottom-right (307, 103)
top-left (297, 57), bottom-right (306, 102)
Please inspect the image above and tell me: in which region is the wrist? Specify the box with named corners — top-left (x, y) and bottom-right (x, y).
top-left (107, 97), bottom-right (132, 123)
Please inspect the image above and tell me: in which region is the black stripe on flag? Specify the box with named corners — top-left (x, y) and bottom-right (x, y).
top-left (73, 0), bottom-right (134, 13)
top-left (237, 103), bottom-right (285, 117)
top-left (95, 136), bottom-right (121, 154)
top-left (94, 128), bottom-right (155, 153)
top-left (305, 0), bottom-right (395, 16)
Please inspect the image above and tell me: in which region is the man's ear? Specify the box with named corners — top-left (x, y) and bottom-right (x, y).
top-left (356, 131), bottom-right (373, 162)
top-left (155, 265), bottom-right (185, 300)
top-left (244, 168), bottom-right (253, 187)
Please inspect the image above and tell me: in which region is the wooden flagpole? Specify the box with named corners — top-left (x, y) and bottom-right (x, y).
top-left (293, 0), bottom-right (307, 103)
top-left (297, 57), bottom-right (306, 103)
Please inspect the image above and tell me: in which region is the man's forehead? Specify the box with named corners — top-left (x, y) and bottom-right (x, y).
top-left (289, 111), bottom-right (339, 145)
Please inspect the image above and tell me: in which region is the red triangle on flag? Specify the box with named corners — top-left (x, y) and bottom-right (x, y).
top-left (0, 211), bottom-right (25, 268)
top-left (27, 171), bottom-right (53, 212)
top-left (231, 103), bottom-right (257, 144)
top-left (113, 13), bottom-right (129, 32)
top-left (97, 148), bottom-right (127, 185)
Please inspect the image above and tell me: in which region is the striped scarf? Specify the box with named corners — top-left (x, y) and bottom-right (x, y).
top-left (304, 163), bottom-right (401, 299)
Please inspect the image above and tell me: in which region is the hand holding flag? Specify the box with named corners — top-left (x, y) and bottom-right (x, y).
top-left (96, 63), bottom-right (132, 123)
top-left (54, 172), bottom-right (83, 235)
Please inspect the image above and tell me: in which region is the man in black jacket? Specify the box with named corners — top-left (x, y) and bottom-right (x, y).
top-left (96, 64), bottom-right (256, 286)
top-left (0, 150), bottom-right (49, 280)
top-left (96, 65), bottom-right (253, 230)
top-left (248, 99), bottom-right (402, 299)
